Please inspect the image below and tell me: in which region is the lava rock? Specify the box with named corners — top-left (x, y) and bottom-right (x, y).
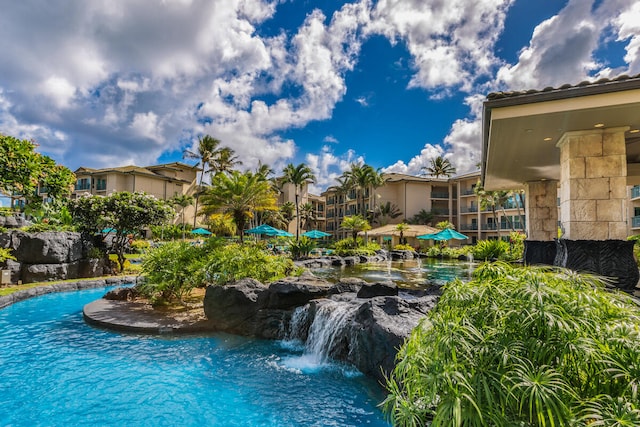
top-left (357, 281), bottom-right (398, 298)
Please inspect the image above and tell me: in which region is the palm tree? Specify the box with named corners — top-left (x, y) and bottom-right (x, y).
top-left (183, 135), bottom-right (221, 227)
top-left (396, 222), bottom-right (409, 245)
top-left (375, 201), bottom-right (402, 226)
top-left (281, 163), bottom-right (316, 240)
top-left (341, 215), bottom-right (371, 244)
top-left (407, 209), bottom-right (434, 225)
top-left (474, 181), bottom-right (510, 239)
top-left (369, 168), bottom-right (387, 222)
top-left (299, 202), bottom-right (316, 231)
top-left (342, 163), bottom-right (377, 216)
top-left (171, 194), bottom-right (193, 239)
top-left (199, 171), bottom-right (278, 243)
top-left (422, 156), bottom-right (456, 178)
top-left (210, 146), bottom-right (241, 175)
top-left (255, 161), bottom-right (274, 180)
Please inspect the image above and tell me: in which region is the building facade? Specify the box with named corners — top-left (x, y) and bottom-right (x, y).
top-left (72, 162), bottom-right (200, 225)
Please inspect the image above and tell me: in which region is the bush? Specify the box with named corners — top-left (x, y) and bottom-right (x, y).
top-left (333, 238), bottom-right (381, 256)
top-left (0, 247), bottom-right (16, 264)
top-left (472, 239), bottom-right (509, 260)
top-left (384, 262), bottom-right (640, 426)
top-left (288, 236), bottom-right (315, 260)
top-left (393, 244), bottom-right (413, 251)
top-left (203, 243), bottom-right (298, 285)
top-left (149, 224), bottom-right (191, 241)
top-left (130, 239), bottom-right (150, 253)
top-left (21, 223), bottom-right (74, 233)
top-left (138, 240), bottom-right (213, 303)
top-left (87, 247), bottom-right (105, 260)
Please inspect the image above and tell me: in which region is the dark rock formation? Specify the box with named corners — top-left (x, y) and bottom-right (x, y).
top-left (523, 240), bottom-right (557, 265)
top-left (554, 239), bottom-right (639, 291)
top-left (390, 250), bottom-right (417, 260)
top-left (0, 230), bottom-right (109, 284)
top-left (202, 272), bottom-right (437, 383)
top-left (104, 287), bottom-right (140, 301)
top-left (356, 281), bottom-right (398, 298)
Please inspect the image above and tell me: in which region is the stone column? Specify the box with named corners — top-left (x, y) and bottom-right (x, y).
top-left (523, 180), bottom-right (558, 265)
top-left (554, 127), bottom-right (638, 290)
top-left (525, 180), bottom-right (558, 240)
top-left (557, 128), bottom-right (628, 240)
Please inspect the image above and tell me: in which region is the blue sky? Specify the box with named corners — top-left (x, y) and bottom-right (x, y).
top-left (1, 0), bottom-right (639, 196)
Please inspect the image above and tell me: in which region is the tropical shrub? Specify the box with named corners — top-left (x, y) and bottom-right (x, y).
top-left (130, 239), bottom-right (150, 254)
top-left (505, 231), bottom-right (526, 261)
top-left (393, 244), bottom-right (413, 251)
top-left (472, 239), bottom-right (509, 260)
top-left (333, 237), bottom-right (380, 256)
top-left (203, 243), bottom-right (298, 285)
top-left (139, 240), bottom-right (212, 303)
top-left (0, 247), bottom-right (16, 264)
top-left (384, 262), bottom-right (640, 426)
top-left (149, 224), bottom-right (189, 241)
top-left (288, 236), bottom-right (315, 260)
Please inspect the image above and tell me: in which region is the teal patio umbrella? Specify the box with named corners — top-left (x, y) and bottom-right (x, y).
top-left (302, 230), bottom-right (331, 239)
top-left (417, 228), bottom-right (469, 241)
top-left (246, 224), bottom-right (293, 237)
top-left (191, 227), bottom-right (212, 235)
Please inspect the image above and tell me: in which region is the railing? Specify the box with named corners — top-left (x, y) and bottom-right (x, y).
top-left (632, 216), bottom-right (640, 228)
top-left (632, 186), bottom-right (640, 200)
top-left (432, 209), bottom-right (450, 215)
top-left (75, 183), bottom-right (91, 191)
top-left (431, 192), bottom-right (449, 199)
top-left (462, 189), bottom-right (476, 196)
top-left (460, 207), bottom-right (478, 213)
top-left (460, 224), bottom-right (478, 231)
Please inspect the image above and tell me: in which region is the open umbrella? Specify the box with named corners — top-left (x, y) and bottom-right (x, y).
top-left (417, 228), bottom-right (469, 241)
top-left (302, 230), bottom-right (331, 239)
top-left (191, 227), bottom-right (212, 235)
top-left (246, 224), bottom-right (293, 237)
top-left (101, 228), bottom-right (116, 233)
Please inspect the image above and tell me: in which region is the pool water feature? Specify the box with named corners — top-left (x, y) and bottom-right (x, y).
top-left (312, 258), bottom-right (476, 289)
top-left (0, 287), bottom-right (390, 426)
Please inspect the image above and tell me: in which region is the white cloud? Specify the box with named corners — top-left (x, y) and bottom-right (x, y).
top-left (323, 135), bottom-right (339, 143)
top-left (613, 1), bottom-right (640, 74)
top-left (367, 0), bottom-right (513, 93)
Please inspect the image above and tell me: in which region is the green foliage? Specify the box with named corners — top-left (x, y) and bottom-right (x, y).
top-left (472, 239), bottom-right (510, 260)
top-left (204, 243), bottom-right (297, 285)
top-left (384, 262), bottom-right (640, 426)
top-left (506, 231), bottom-right (526, 261)
top-left (200, 171), bottom-right (278, 242)
top-left (130, 239), bottom-right (150, 253)
top-left (333, 237), bottom-right (380, 256)
top-left (393, 244), bottom-right (413, 251)
top-left (69, 191), bottom-right (174, 271)
top-left (150, 224), bottom-right (191, 240)
top-left (0, 247), bottom-right (16, 264)
top-left (0, 226), bottom-right (7, 233)
top-left (435, 220), bottom-right (455, 230)
top-left (425, 245), bottom-right (471, 259)
top-left (0, 134), bottom-right (75, 206)
top-left (139, 240), bottom-right (211, 302)
top-left (87, 247), bottom-right (105, 259)
top-left (340, 215), bottom-right (371, 242)
top-left (288, 236), bottom-right (315, 260)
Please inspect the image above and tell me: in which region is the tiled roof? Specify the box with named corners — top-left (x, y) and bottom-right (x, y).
top-left (486, 73), bottom-right (640, 101)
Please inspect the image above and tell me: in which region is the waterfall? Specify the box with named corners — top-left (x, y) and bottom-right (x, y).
top-left (304, 301), bottom-right (354, 363)
top-left (282, 300), bottom-right (357, 369)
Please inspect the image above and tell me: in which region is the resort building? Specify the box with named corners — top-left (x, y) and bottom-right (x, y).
top-left (72, 162), bottom-right (200, 225)
top-left (481, 73), bottom-right (640, 289)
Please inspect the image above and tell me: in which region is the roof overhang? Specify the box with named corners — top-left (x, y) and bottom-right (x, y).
top-left (481, 78), bottom-right (640, 190)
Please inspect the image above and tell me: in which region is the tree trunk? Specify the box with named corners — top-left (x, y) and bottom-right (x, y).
top-left (295, 189), bottom-right (300, 241)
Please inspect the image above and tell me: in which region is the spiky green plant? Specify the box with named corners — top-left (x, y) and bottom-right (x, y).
top-left (383, 262), bottom-right (640, 426)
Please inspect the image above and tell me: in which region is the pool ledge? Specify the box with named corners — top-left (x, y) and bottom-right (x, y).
top-left (83, 299), bottom-right (216, 334)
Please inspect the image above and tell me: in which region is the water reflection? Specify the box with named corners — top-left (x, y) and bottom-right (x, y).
top-left (311, 258), bottom-right (477, 289)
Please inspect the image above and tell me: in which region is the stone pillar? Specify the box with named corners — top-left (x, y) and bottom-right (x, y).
top-left (525, 180), bottom-right (558, 241)
top-left (554, 127), bottom-right (638, 290)
top-left (523, 180), bottom-right (558, 265)
top-left (557, 128), bottom-right (628, 240)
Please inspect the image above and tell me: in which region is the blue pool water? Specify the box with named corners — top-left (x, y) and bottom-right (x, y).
top-left (0, 287), bottom-right (390, 426)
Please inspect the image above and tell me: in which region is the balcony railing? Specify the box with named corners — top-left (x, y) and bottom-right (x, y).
top-left (632, 186), bottom-right (640, 200)
top-left (632, 216), bottom-right (640, 228)
top-left (431, 192), bottom-right (450, 199)
top-left (460, 207), bottom-right (478, 213)
top-left (462, 189), bottom-right (476, 196)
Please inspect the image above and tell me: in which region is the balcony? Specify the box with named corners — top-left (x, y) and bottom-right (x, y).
top-left (632, 216), bottom-right (640, 228)
top-left (462, 189), bottom-right (476, 196)
top-left (632, 186), bottom-right (640, 200)
top-left (460, 224), bottom-right (478, 231)
top-left (460, 206), bottom-right (478, 213)
top-left (432, 209), bottom-right (450, 216)
top-left (431, 192), bottom-right (450, 199)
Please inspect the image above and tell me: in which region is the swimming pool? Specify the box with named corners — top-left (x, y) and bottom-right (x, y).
top-left (0, 287), bottom-right (390, 426)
